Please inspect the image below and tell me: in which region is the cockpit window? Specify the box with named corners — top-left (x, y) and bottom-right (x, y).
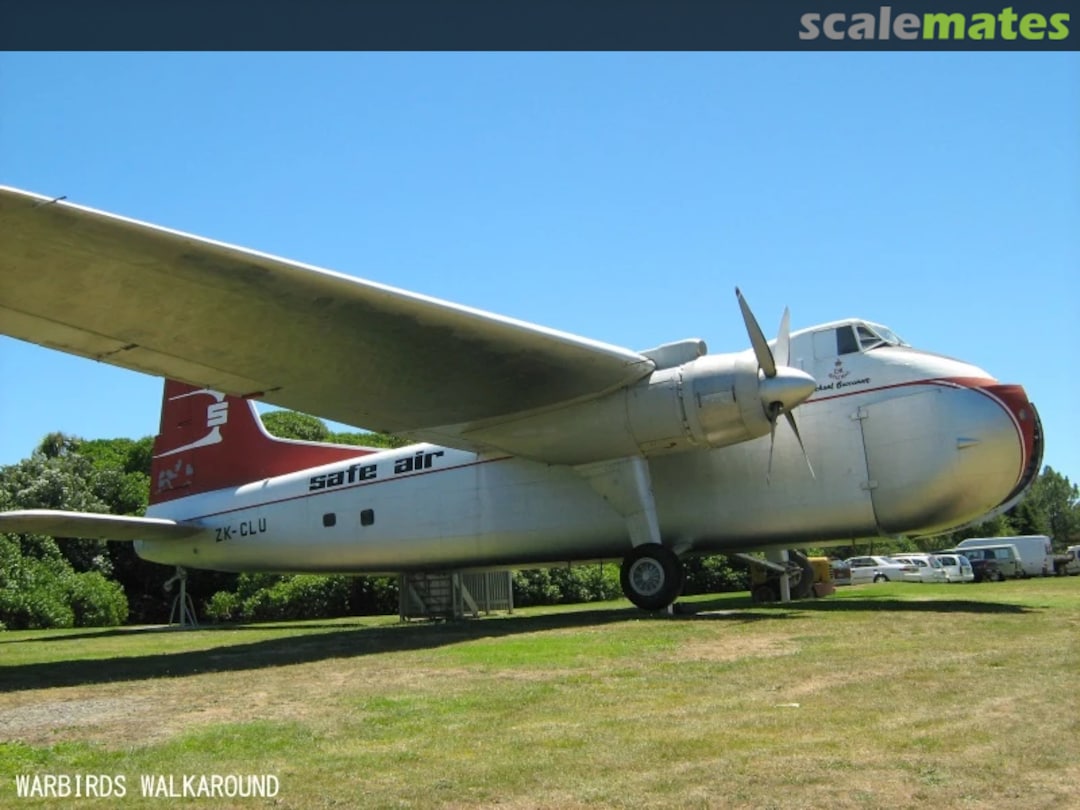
top-left (837, 325), bottom-right (859, 355)
top-left (856, 325), bottom-right (885, 350)
top-left (813, 322), bottom-right (909, 361)
top-left (875, 325), bottom-right (908, 346)
top-left (855, 322), bottom-right (909, 351)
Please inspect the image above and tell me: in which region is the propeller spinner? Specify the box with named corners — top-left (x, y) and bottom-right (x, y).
top-left (735, 288), bottom-right (817, 483)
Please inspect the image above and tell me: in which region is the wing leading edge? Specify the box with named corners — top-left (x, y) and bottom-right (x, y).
top-left (0, 187), bottom-right (654, 450)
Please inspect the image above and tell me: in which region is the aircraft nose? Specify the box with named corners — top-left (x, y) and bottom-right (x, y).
top-left (861, 382), bottom-right (1042, 535)
top-left (969, 384), bottom-right (1043, 509)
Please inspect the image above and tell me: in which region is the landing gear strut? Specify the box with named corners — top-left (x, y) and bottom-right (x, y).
top-left (741, 549), bottom-right (818, 604)
top-left (620, 544), bottom-right (685, 611)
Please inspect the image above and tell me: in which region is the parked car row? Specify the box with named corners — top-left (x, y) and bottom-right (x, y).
top-left (840, 552), bottom-right (975, 584)
top-left (836, 537), bottom-right (1074, 585)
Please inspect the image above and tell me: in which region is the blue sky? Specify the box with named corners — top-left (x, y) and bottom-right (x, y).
top-left (1, 53), bottom-right (1077, 481)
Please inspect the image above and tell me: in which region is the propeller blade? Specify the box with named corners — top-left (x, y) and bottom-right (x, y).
top-left (735, 287), bottom-right (777, 378)
top-left (783, 410), bottom-right (816, 479)
top-left (736, 288), bottom-right (815, 483)
top-left (775, 307), bottom-right (791, 367)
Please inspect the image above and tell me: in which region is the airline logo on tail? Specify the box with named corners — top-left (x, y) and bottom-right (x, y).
top-left (152, 386), bottom-right (231, 497)
top-left (154, 388), bottom-right (230, 458)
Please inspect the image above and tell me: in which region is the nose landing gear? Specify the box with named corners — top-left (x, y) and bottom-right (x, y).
top-left (742, 550), bottom-right (818, 604)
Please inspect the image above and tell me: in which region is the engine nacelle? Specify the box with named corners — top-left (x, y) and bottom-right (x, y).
top-left (629, 352), bottom-right (772, 454)
top-left (463, 351), bottom-right (781, 465)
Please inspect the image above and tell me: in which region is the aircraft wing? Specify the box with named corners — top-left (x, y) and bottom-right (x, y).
top-left (0, 510), bottom-right (204, 542)
top-left (0, 186), bottom-right (654, 451)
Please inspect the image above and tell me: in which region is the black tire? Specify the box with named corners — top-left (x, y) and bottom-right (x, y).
top-left (873, 573), bottom-right (887, 583)
top-left (620, 544), bottom-right (684, 611)
top-left (787, 550), bottom-right (816, 600)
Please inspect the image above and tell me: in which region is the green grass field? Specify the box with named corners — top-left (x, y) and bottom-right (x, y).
top-left (2, 579), bottom-right (1079, 809)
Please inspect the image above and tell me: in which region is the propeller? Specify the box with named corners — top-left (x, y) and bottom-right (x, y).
top-left (735, 288), bottom-right (816, 483)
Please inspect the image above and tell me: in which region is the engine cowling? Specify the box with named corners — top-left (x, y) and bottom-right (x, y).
top-left (462, 350), bottom-right (815, 465)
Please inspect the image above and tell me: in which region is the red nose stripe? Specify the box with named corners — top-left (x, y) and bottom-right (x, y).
top-left (975, 384), bottom-right (1038, 486)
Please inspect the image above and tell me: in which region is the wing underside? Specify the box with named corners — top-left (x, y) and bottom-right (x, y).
top-left (0, 187), bottom-right (653, 450)
top-left (0, 510), bottom-right (204, 542)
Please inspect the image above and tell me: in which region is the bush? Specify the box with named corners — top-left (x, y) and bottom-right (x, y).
top-left (348, 576), bottom-right (399, 615)
top-left (204, 575), bottom-right (353, 623)
top-left (0, 536), bottom-right (129, 629)
top-left (65, 570), bottom-right (128, 626)
top-left (682, 555), bottom-right (750, 595)
top-left (266, 575), bottom-right (351, 620)
top-left (513, 564), bottom-right (622, 607)
top-left (204, 590), bottom-right (242, 623)
top-left (512, 569), bottom-right (561, 607)
top-left (0, 571), bottom-right (75, 629)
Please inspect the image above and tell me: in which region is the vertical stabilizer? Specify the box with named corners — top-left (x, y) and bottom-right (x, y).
top-left (150, 380), bottom-right (374, 504)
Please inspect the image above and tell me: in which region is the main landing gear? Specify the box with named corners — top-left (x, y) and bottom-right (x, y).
top-left (620, 544), bottom-right (685, 611)
top-left (575, 456), bottom-right (685, 611)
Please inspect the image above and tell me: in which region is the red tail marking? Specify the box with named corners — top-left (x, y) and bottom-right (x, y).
top-left (150, 380), bottom-right (375, 504)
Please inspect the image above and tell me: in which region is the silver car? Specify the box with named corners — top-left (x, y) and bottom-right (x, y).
top-left (844, 555), bottom-right (915, 584)
top-left (891, 554), bottom-right (949, 583)
top-left (933, 553), bottom-right (975, 583)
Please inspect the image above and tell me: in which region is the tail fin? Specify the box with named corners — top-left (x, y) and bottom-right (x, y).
top-left (150, 380), bottom-right (374, 504)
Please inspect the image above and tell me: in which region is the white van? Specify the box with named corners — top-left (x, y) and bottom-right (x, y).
top-left (957, 536), bottom-right (1053, 578)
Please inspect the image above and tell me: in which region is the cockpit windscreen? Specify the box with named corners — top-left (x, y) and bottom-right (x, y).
top-left (855, 322), bottom-right (908, 351)
top-left (832, 322), bottom-right (909, 356)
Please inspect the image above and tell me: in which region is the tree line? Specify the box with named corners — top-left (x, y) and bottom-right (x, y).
top-left (1, 412), bottom-right (1077, 630)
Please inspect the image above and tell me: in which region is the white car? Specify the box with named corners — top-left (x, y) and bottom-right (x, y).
top-left (843, 555), bottom-right (915, 584)
top-left (933, 553), bottom-right (975, 583)
top-left (891, 554), bottom-right (948, 583)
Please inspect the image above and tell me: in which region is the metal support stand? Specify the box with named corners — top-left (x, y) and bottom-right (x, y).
top-left (164, 566), bottom-right (198, 628)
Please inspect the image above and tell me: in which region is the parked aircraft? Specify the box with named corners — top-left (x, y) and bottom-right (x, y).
top-left (0, 186), bottom-right (1043, 610)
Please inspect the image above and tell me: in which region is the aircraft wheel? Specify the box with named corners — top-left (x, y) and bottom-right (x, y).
top-left (620, 544), bottom-right (684, 611)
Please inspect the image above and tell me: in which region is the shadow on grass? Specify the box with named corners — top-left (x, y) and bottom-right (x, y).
top-left (742, 597), bottom-right (1036, 615)
top-left (0, 622), bottom-right (372, 646)
top-left (0, 604), bottom-right (777, 692)
top-left (0, 596), bottom-right (1035, 693)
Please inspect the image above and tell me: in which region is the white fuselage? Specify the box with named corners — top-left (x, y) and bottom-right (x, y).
top-left (139, 327), bottom-right (1038, 574)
